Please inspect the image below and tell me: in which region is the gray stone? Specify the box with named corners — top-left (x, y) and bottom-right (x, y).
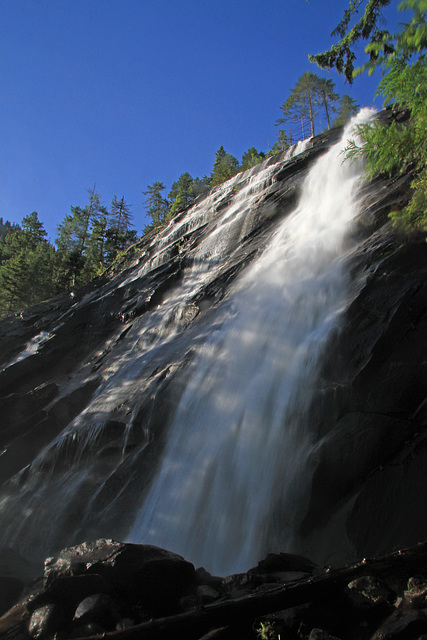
top-left (29, 604), bottom-right (64, 639)
top-left (73, 593), bottom-right (120, 630)
top-left (346, 575), bottom-right (395, 608)
top-left (196, 584), bottom-right (220, 604)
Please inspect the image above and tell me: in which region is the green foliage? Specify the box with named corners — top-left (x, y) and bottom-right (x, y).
top-left (256, 621), bottom-right (280, 640)
top-left (210, 146), bottom-right (240, 186)
top-left (0, 215), bottom-right (60, 316)
top-left (110, 195), bottom-right (133, 235)
top-left (0, 217), bottom-right (18, 241)
top-left (240, 147), bottom-right (266, 171)
top-left (317, 77), bottom-right (340, 129)
top-left (168, 172), bottom-right (197, 215)
top-left (332, 94), bottom-right (360, 127)
top-left (309, 0), bottom-right (394, 82)
top-left (22, 211), bottom-right (47, 246)
top-left (347, 58), bottom-right (427, 228)
top-left (0, 188), bottom-right (140, 317)
top-left (277, 72), bottom-right (319, 138)
top-left (334, 0), bottom-right (427, 230)
top-left (55, 186), bottom-right (111, 288)
top-left (268, 130), bottom-right (295, 157)
top-left (106, 196), bottom-right (135, 262)
top-left (277, 72), bottom-right (340, 139)
top-left (192, 175), bottom-right (211, 197)
top-left (143, 181), bottom-right (170, 231)
top-left (83, 215), bottom-right (108, 280)
top-left (355, 0), bottom-right (427, 76)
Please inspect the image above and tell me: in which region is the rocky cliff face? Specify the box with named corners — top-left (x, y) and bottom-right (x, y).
top-left (0, 108), bottom-right (425, 585)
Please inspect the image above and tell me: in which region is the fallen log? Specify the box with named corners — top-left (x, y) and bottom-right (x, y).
top-left (69, 541), bottom-right (427, 640)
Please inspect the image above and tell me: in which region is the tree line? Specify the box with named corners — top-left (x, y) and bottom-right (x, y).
top-left (0, 73), bottom-right (360, 319)
top-left (143, 78), bottom-right (358, 232)
top-left (4, 0), bottom-right (425, 320)
top-left (0, 192), bottom-right (137, 318)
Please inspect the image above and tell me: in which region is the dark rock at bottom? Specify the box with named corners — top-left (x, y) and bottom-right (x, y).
top-left (2, 538), bottom-right (427, 640)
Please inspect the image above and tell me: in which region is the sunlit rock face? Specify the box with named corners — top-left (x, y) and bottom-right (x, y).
top-left (0, 107), bottom-right (425, 579)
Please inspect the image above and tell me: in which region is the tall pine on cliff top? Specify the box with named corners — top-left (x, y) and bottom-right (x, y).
top-left (276, 73), bottom-right (340, 140)
top-left (143, 182), bottom-right (170, 232)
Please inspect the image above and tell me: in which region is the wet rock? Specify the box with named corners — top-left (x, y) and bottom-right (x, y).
top-left (4, 541), bottom-right (427, 640)
top-left (196, 584), bottom-right (221, 604)
top-left (44, 539), bottom-right (196, 615)
top-left (403, 576), bottom-right (427, 607)
top-left (29, 572), bottom-right (112, 616)
top-left (73, 593), bottom-right (120, 631)
top-left (248, 552), bottom-right (319, 584)
top-left (371, 609), bottom-right (427, 640)
top-left (0, 547), bottom-right (37, 584)
top-left (345, 575), bottom-right (396, 609)
top-left (28, 604), bottom-right (65, 639)
top-left (195, 567), bottom-right (223, 590)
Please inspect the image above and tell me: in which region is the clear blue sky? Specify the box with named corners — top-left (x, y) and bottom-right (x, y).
top-left (1, 0), bottom-right (398, 241)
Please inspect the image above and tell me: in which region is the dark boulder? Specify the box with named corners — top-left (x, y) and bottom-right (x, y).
top-left (28, 604), bottom-right (66, 640)
top-left (72, 593), bottom-right (121, 631)
top-left (43, 539), bottom-right (196, 616)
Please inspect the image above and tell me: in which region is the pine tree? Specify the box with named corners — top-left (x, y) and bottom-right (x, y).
top-left (240, 147), bottom-right (265, 171)
top-left (84, 215), bottom-right (108, 278)
top-left (22, 211), bottom-right (47, 247)
top-left (0, 250), bottom-right (30, 312)
top-left (0, 214), bottom-right (59, 315)
top-left (56, 188), bottom-right (107, 260)
top-left (168, 173), bottom-right (196, 216)
top-left (56, 187), bottom-right (109, 287)
top-left (143, 182), bottom-right (170, 232)
top-left (192, 176), bottom-right (211, 198)
top-left (332, 95), bottom-right (360, 128)
top-left (110, 195), bottom-right (133, 236)
top-left (309, 0), bottom-right (394, 82)
top-left (210, 146), bottom-right (239, 186)
top-left (78, 186), bottom-right (108, 257)
top-left (106, 195), bottom-right (135, 261)
top-left (268, 130), bottom-right (294, 157)
top-left (56, 210), bottom-right (83, 256)
top-left (277, 72), bottom-right (322, 139)
top-left (317, 78), bottom-right (340, 130)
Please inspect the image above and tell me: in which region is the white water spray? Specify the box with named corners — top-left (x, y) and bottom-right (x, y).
top-left (128, 110), bottom-right (374, 574)
top-left (0, 144), bottom-right (293, 558)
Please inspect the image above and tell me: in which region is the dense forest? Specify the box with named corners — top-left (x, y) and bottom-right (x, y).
top-left (1, 0), bottom-right (425, 318)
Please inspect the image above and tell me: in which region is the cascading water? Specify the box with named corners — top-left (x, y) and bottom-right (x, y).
top-left (0, 149), bottom-right (285, 560)
top-left (127, 110), bottom-right (374, 574)
top-left (0, 110), bottom-right (374, 575)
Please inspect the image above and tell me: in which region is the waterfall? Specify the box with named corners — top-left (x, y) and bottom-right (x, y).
top-left (127, 110), bottom-right (374, 575)
top-left (0, 111), bottom-right (374, 574)
top-left (0, 146), bottom-right (289, 561)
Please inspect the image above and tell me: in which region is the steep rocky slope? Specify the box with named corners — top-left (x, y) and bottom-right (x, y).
top-left (0, 108), bottom-right (425, 590)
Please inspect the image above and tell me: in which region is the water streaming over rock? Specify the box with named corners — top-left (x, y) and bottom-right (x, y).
top-left (0, 111), bottom-right (375, 574)
top-left (127, 111), bottom-right (373, 574)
